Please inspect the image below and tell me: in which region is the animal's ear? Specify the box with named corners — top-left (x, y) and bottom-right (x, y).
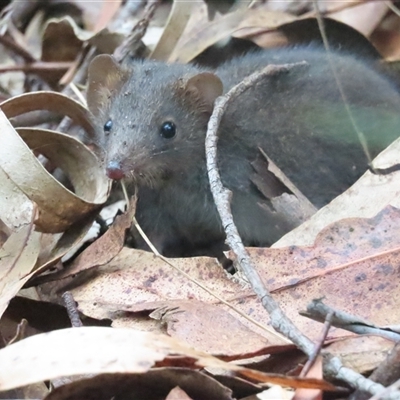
top-left (87, 54), bottom-right (129, 116)
top-left (184, 72), bottom-right (223, 113)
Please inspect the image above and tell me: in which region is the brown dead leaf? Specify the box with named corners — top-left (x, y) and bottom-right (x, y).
top-left (52, 198), bottom-right (135, 279)
top-left (293, 356), bottom-right (323, 400)
top-left (52, 206), bottom-right (400, 356)
top-left (135, 300), bottom-right (292, 358)
top-left (0, 327), bottom-right (337, 393)
top-left (0, 214), bottom-right (40, 318)
top-left (41, 15), bottom-right (124, 57)
top-left (328, 336), bottom-right (394, 374)
top-left (244, 206), bottom-right (400, 343)
top-left (44, 370), bottom-right (232, 400)
top-left (371, 15), bottom-right (400, 60)
top-left (41, 17), bottom-right (83, 85)
top-left (61, 248), bottom-right (242, 319)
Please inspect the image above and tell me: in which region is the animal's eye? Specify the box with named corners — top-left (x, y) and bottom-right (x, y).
top-left (160, 121), bottom-right (176, 139)
top-left (104, 119), bottom-right (113, 133)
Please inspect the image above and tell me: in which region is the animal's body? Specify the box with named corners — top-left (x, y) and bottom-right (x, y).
top-left (87, 47), bottom-right (400, 256)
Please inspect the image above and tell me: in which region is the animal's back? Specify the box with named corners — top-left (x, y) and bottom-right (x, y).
top-left (215, 47), bottom-right (400, 210)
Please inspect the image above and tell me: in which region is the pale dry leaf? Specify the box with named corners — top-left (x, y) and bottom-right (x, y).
top-left (21, 9), bottom-right (43, 60)
top-left (151, 0), bottom-right (194, 61)
top-left (0, 165), bottom-right (34, 231)
top-left (169, 4), bottom-right (248, 63)
top-left (255, 385), bottom-right (294, 400)
top-left (0, 92), bottom-right (110, 233)
top-left (166, 386), bottom-right (193, 400)
top-left (0, 327), bottom-right (229, 391)
top-left (328, 0), bottom-right (389, 37)
top-left (44, 370), bottom-right (234, 400)
top-left (0, 219), bottom-right (40, 318)
top-left (67, 0), bottom-right (121, 32)
top-left (328, 336), bottom-right (395, 374)
top-left (0, 327), bottom-right (337, 392)
top-left (232, 8), bottom-right (296, 39)
top-left (1, 90), bottom-right (94, 134)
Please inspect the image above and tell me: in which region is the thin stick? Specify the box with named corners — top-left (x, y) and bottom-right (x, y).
top-left (62, 291), bottom-right (83, 328)
top-left (205, 61), bottom-right (314, 355)
top-left (300, 311), bottom-right (333, 377)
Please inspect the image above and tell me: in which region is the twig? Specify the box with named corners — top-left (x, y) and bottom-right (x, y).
top-left (300, 311), bottom-right (333, 377)
top-left (114, 0), bottom-right (160, 63)
top-left (351, 342), bottom-right (400, 400)
top-left (302, 299), bottom-right (400, 342)
top-left (0, 61), bottom-right (72, 73)
top-left (8, 319), bottom-right (28, 345)
top-left (62, 291), bottom-right (83, 328)
top-left (324, 355), bottom-right (400, 400)
top-left (204, 61), bottom-right (313, 356)
top-left (369, 379), bottom-right (400, 400)
top-left (0, 34), bottom-right (36, 63)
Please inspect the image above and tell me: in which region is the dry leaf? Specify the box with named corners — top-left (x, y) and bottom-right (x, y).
top-left (293, 356), bottom-right (323, 400)
top-left (169, 3), bottom-right (248, 63)
top-left (143, 300), bottom-right (291, 358)
top-left (0, 91), bottom-right (110, 233)
top-left (166, 386), bottom-right (193, 400)
top-left (151, 0), bottom-right (194, 61)
top-left (0, 327), bottom-right (337, 393)
top-left (328, 336), bottom-right (394, 374)
top-left (44, 370), bottom-right (232, 400)
top-left (0, 215), bottom-right (40, 318)
top-left (329, 1), bottom-right (388, 37)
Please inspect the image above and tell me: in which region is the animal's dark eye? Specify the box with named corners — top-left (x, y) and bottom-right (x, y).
top-left (160, 121), bottom-right (176, 139)
top-left (104, 119), bottom-right (113, 133)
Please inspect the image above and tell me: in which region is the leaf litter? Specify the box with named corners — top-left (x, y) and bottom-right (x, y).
top-left (1, 0), bottom-right (400, 399)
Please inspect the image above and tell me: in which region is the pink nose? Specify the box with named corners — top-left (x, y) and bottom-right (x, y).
top-left (106, 161), bottom-right (125, 180)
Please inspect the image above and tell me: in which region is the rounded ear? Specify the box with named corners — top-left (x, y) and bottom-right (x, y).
top-left (185, 72), bottom-right (223, 113)
top-left (87, 54), bottom-right (129, 116)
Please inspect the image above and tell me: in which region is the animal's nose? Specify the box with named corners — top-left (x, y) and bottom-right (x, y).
top-left (106, 160), bottom-right (125, 180)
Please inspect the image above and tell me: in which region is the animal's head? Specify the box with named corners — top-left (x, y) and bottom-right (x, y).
top-left (87, 54), bottom-right (223, 186)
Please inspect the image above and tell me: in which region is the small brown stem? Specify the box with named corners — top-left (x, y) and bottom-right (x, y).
top-left (300, 311), bottom-right (333, 377)
top-left (62, 291), bottom-right (83, 328)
